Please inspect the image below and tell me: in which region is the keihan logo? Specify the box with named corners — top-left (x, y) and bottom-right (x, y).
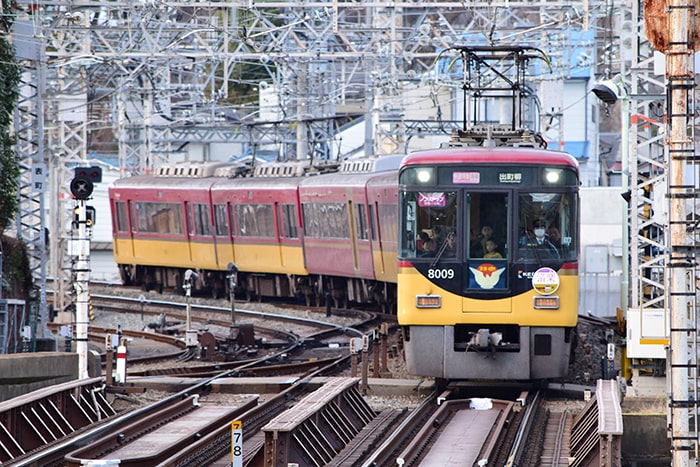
top-left (518, 270), bottom-right (535, 279)
top-left (470, 263), bottom-right (506, 289)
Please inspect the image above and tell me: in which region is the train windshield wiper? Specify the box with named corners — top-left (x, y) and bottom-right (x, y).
top-left (430, 234), bottom-right (452, 268)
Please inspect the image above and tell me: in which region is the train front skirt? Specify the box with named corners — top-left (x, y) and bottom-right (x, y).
top-left (403, 325), bottom-right (572, 380)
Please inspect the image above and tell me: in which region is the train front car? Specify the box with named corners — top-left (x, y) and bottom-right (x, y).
top-left (397, 147), bottom-right (579, 380)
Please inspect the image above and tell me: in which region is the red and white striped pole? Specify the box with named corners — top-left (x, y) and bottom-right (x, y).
top-left (115, 339), bottom-right (127, 385)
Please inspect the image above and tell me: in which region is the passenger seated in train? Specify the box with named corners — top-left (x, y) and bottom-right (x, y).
top-left (470, 224), bottom-right (496, 257)
top-left (548, 226), bottom-right (562, 247)
top-left (418, 231), bottom-right (437, 256)
top-left (482, 240), bottom-right (503, 259)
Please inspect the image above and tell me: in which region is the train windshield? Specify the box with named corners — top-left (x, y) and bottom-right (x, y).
top-left (400, 191), bottom-right (458, 259)
top-left (400, 188), bottom-right (578, 263)
top-left (467, 192), bottom-right (508, 260)
top-left (517, 191), bottom-right (577, 262)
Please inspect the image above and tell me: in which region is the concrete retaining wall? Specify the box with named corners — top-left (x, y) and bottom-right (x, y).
top-left (0, 352), bottom-right (78, 402)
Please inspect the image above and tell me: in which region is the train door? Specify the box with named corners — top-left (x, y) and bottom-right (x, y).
top-left (214, 202), bottom-right (234, 267)
top-left (184, 201), bottom-right (195, 262)
top-left (276, 202), bottom-right (300, 269)
top-left (465, 191), bottom-right (509, 293)
top-left (114, 199), bottom-right (134, 258)
top-left (347, 200), bottom-right (360, 272)
top-left (369, 201), bottom-right (383, 274)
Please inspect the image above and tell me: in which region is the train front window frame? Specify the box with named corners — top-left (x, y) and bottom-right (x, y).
top-left (517, 191), bottom-right (578, 262)
top-left (467, 191), bottom-right (509, 261)
top-left (400, 191), bottom-right (457, 259)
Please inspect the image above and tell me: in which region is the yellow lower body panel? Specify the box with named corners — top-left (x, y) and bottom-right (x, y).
top-left (398, 267), bottom-right (578, 327)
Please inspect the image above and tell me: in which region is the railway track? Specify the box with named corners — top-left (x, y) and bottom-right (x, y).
top-left (1, 377), bottom-right (624, 466)
top-left (398, 396), bottom-right (515, 465)
top-left (49, 291), bottom-right (381, 379)
top-left (15, 288), bottom-right (625, 465)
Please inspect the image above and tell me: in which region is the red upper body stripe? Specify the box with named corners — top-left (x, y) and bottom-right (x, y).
top-left (401, 147), bottom-right (579, 168)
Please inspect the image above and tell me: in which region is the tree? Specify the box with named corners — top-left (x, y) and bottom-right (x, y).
top-left (0, 0), bottom-right (21, 235)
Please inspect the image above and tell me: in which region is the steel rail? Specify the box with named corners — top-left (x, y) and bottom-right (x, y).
top-left (504, 389), bottom-right (542, 467)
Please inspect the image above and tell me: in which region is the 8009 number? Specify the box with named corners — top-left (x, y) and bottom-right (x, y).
top-left (427, 268), bottom-right (455, 280)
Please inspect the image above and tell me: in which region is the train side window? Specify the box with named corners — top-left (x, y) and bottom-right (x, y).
top-left (257, 204), bottom-right (275, 237)
top-left (236, 204), bottom-right (275, 237)
top-left (302, 203), bottom-right (318, 238)
top-left (278, 203), bottom-right (298, 239)
top-left (369, 204), bottom-right (377, 241)
top-left (185, 202), bottom-right (193, 236)
top-left (328, 203), bottom-right (350, 238)
top-left (133, 202), bottom-right (184, 235)
top-left (378, 203), bottom-right (397, 243)
top-left (115, 201), bottom-right (128, 233)
top-left (355, 204), bottom-right (368, 240)
top-left (235, 204), bottom-right (277, 238)
top-left (193, 203), bottom-right (211, 236)
top-left (129, 202), bottom-right (137, 233)
top-left (214, 204), bottom-right (228, 237)
top-left (302, 202), bottom-right (349, 239)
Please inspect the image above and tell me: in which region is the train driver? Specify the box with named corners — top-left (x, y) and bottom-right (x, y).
top-left (520, 219), bottom-right (560, 259)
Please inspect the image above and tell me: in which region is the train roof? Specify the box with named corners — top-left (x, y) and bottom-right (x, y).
top-left (401, 147), bottom-right (579, 169)
top-left (110, 174), bottom-right (219, 189)
top-left (210, 175), bottom-right (303, 190)
top-left (298, 167), bottom-right (395, 188)
top-left (339, 154), bottom-right (405, 173)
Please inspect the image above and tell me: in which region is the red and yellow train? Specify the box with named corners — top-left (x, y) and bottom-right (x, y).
top-left (109, 157), bottom-right (402, 313)
top-left (397, 146), bottom-right (579, 380)
top-left (109, 45), bottom-right (581, 380)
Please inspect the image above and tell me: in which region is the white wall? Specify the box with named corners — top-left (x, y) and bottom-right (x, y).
top-left (579, 187), bottom-right (624, 317)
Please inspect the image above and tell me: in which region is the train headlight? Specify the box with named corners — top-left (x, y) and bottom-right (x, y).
top-left (544, 168), bottom-right (562, 184)
top-left (533, 296), bottom-right (559, 309)
top-left (416, 168), bottom-right (434, 184)
top-left (416, 295), bottom-right (441, 308)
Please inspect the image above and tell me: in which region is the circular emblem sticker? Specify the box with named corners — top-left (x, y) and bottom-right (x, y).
top-left (532, 267), bottom-right (560, 295)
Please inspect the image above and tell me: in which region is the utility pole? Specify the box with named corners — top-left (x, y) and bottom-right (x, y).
top-left (666, 0), bottom-right (695, 463)
top-left (73, 199), bottom-right (90, 379)
top-left (183, 269), bottom-right (198, 349)
top-left (643, 0), bottom-right (699, 462)
top-left (69, 166), bottom-right (100, 379)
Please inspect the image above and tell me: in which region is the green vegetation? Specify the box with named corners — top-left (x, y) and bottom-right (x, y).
top-left (0, 0), bottom-right (21, 235)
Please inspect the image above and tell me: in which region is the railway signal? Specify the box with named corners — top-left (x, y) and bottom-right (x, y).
top-left (71, 166), bottom-right (101, 379)
top-left (73, 205), bottom-right (96, 227)
top-left (70, 166), bottom-right (102, 200)
top-left (183, 269), bottom-right (199, 348)
top-left (227, 263), bottom-right (238, 329)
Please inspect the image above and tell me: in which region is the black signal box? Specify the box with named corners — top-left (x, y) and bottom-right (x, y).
top-left (74, 166), bottom-right (102, 183)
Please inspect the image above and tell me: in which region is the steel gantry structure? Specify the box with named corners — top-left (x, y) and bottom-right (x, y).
top-left (623, 0), bottom-right (700, 462)
top-left (11, 0), bottom-right (700, 460)
top-left (11, 0), bottom-right (600, 344)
